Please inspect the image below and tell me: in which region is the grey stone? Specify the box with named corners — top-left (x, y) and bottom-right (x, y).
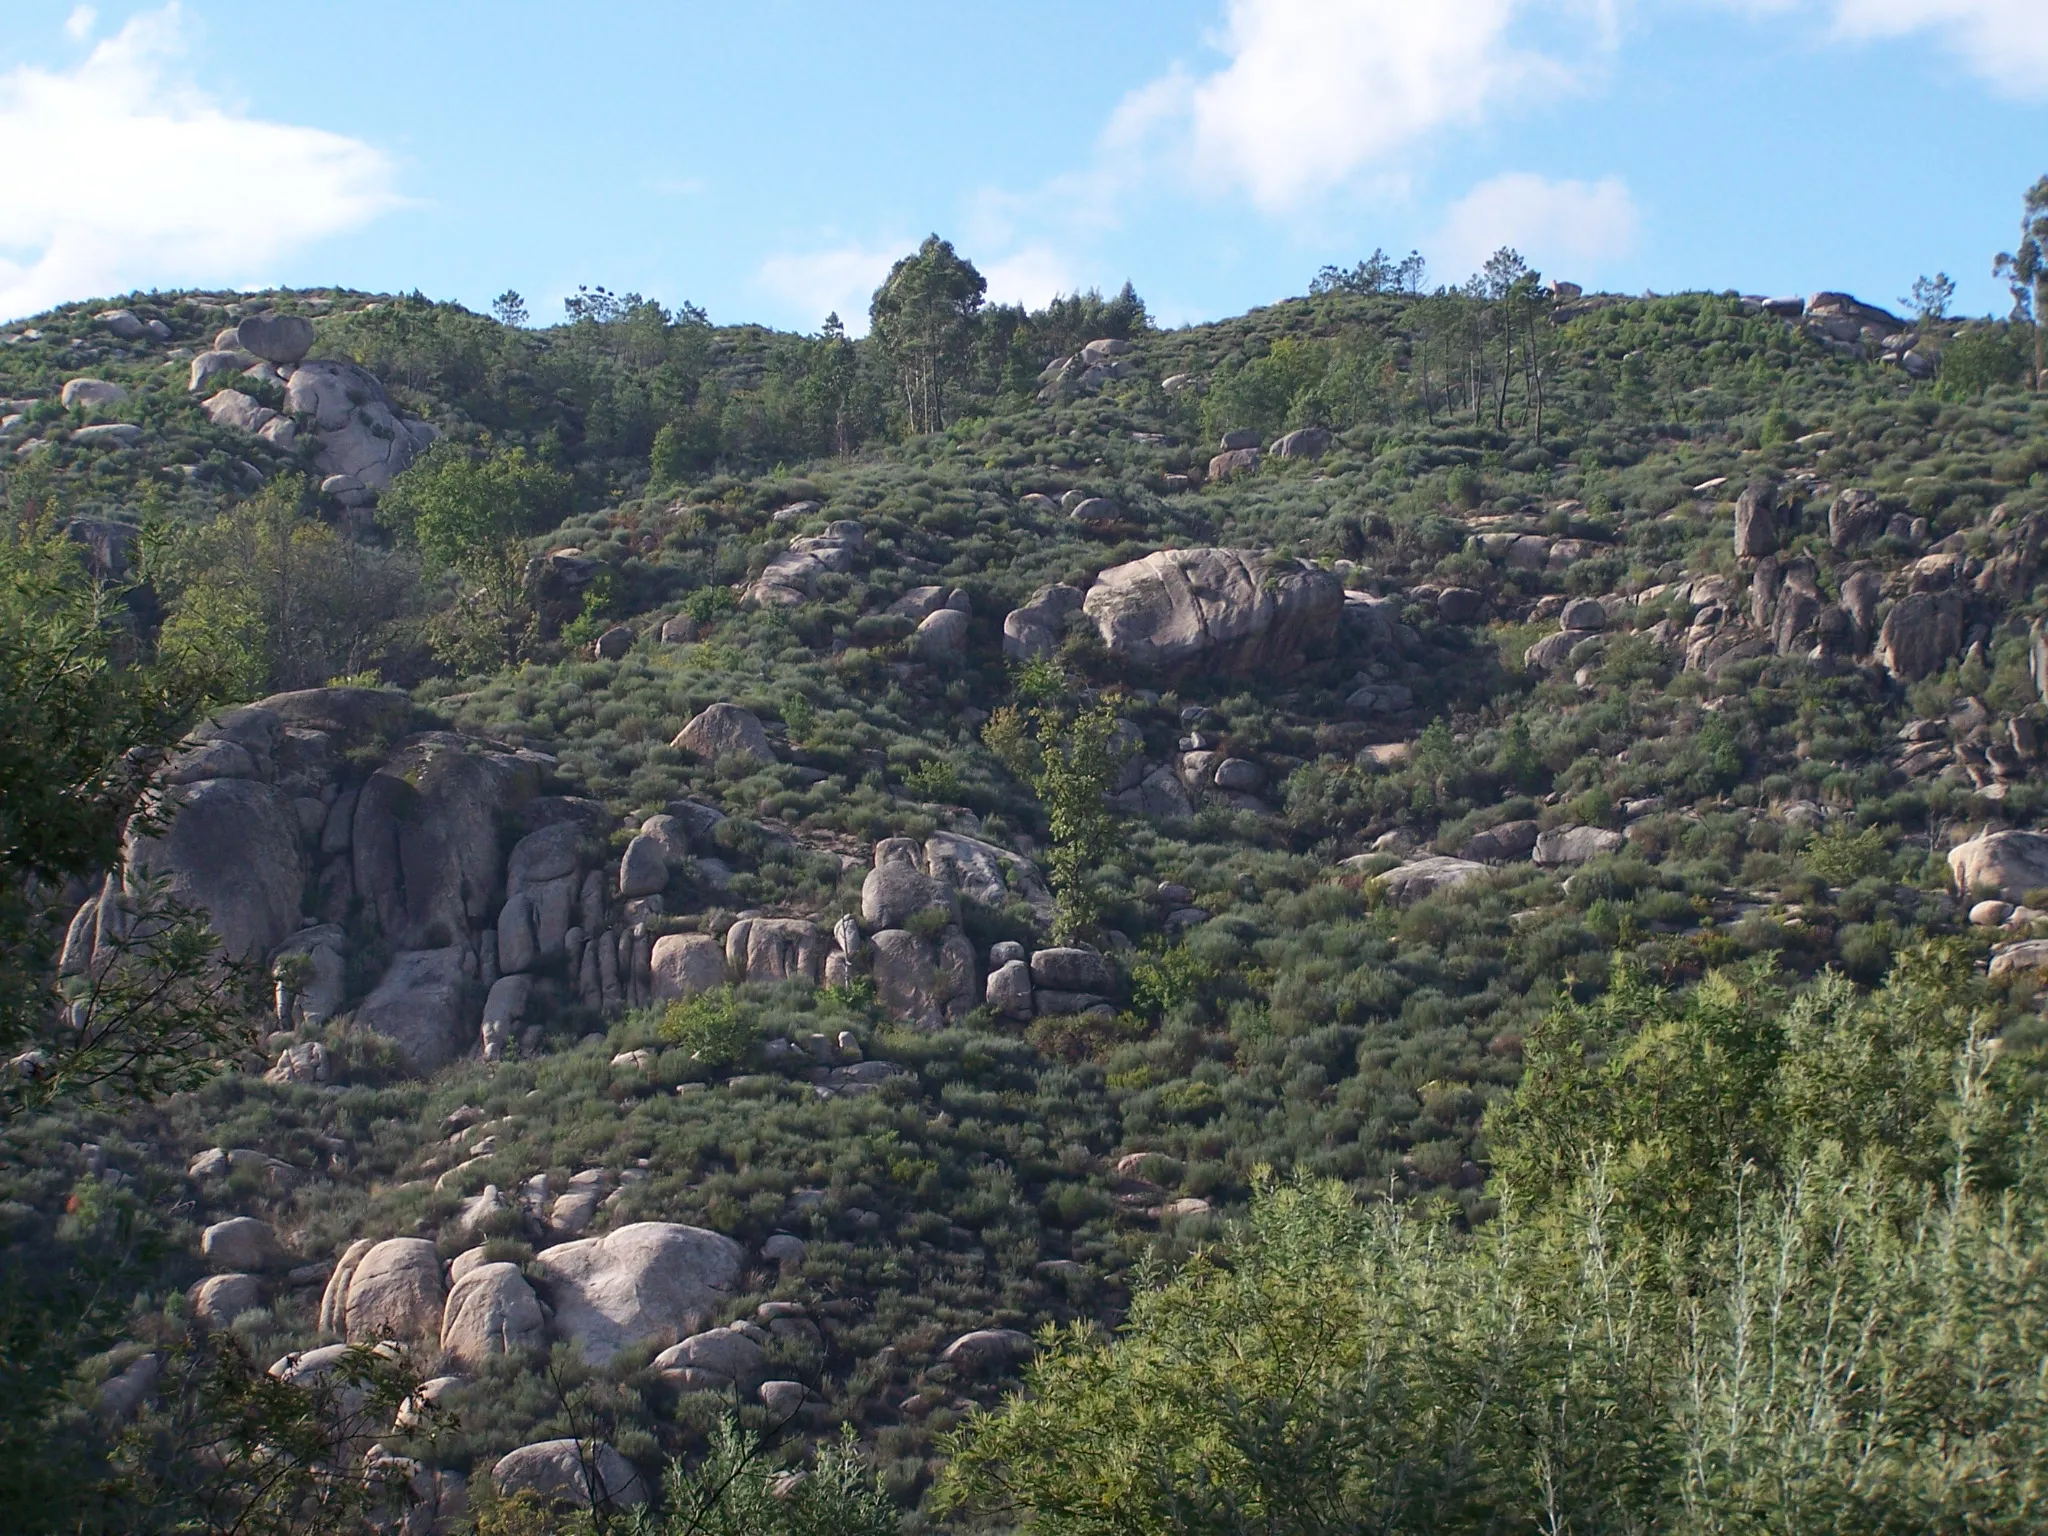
top-left (651, 933), bottom-right (727, 1001)
top-left (99, 1354), bottom-right (160, 1420)
top-left (235, 313), bottom-right (317, 365)
top-left (939, 1328), bottom-right (1035, 1374)
top-left (651, 1325), bottom-right (767, 1388)
top-left (1437, 587), bottom-right (1484, 622)
top-left (1558, 597), bottom-right (1607, 631)
top-left (96, 308), bottom-right (146, 340)
top-left (862, 861), bottom-right (958, 930)
top-left (492, 1440), bottom-right (646, 1511)
top-left (528, 1222), bottom-right (743, 1362)
top-left (1029, 947), bottom-right (1115, 993)
top-left (1876, 590), bottom-right (1963, 681)
top-left (1218, 429), bottom-right (1260, 451)
top-left (1070, 496), bottom-right (1119, 523)
top-left (986, 959), bottom-right (1033, 1020)
top-left (72, 422), bottom-right (142, 448)
top-left (357, 948), bottom-right (471, 1073)
top-left (1950, 831), bottom-right (2048, 904)
top-left (1734, 481), bottom-right (1778, 558)
top-left (592, 625), bottom-right (634, 660)
top-left (439, 1262), bottom-right (544, 1367)
top-left (618, 835), bottom-right (669, 898)
top-left (1213, 757), bottom-right (1262, 792)
top-left (1270, 427), bottom-right (1331, 459)
top-left (342, 1237), bottom-right (444, 1342)
top-left (188, 1273), bottom-right (263, 1326)
top-left (1464, 820), bottom-right (1539, 862)
top-left (671, 703), bottom-right (774, 765)
top-left (127, 776), bottom-right (304, 961)
top-left (203, 1217), bottom-right (284, 1272)
top-left (284, 360), bottom-right (438, 491)
top-left (1083, 548), bottom-right (1341, 675)
top-left (914, 607), bottom-right (970, 659)
top-left (725, 918), bottom-right (827, 985)
top-left (870, 929), bottom-right (941, 1029)
top-left (1376, 856), bottom-right (1487, 905)
top-left (761, 1233), bottom-right (806, 1265)
top-left (1207, 447), bottom-right (1261, 482)
top-left (1532, 826), bottom-right (1626, 865)
top-left (189, 349), bottom-right (256, 392)
top-left (61, 378), bottom-right (126, 409)
top-left (1001, 583), bottom-right (1087, 660)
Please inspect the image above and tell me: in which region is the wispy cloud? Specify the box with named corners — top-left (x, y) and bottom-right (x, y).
top-left (0, 4), bottom-right (401, 322)
top-left (1100, 0), bottom-right (1623, 214)
top-left (1827, 0), bottom-right (2048, 96)
top-left (754, 241), bottom-right (908, 335)
top-left (1433, 173), bottom-right (1642, 282)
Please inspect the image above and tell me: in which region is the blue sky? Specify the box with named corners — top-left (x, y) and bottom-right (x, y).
top-left (3, 0), bottom-right (2045, 331)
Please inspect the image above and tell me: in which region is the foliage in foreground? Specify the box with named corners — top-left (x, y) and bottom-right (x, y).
top-left (940, 954), bottom-right (2048, 1534)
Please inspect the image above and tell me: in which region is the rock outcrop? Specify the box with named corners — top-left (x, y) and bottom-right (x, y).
top-left (671, 704), bottom-right (774, 765)
top-left (1950, 830), bottom-right (2048, 904)
top-left (439, 1262), bottom-right (545, 1367)
top-left (282, 360), bottom-right (438, 491)
top-left (747, 522), bottom-right (865, 604)
top-left (492, 1440), bottom-right (646, 1511)
top-left (324, 1237), bottom-right (445, 1343)
top-left (1001, 583), bottom-right (1087, 660)
top-left (1082, 549), bottom-right (1343, 675)
top-left (527, 1222), bottom-right (743, 1362)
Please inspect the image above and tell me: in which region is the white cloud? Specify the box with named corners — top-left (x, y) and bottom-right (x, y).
top-left (981, 246), bottom-right (1085, 310)
top-left (1828, 0), bottom-right (2048, 96)
top-left (1103, 0), bottom-right (1621, 213)
top-left (65, 6), bottom-right (98, 42)
top-left (754, 242), bottom-right (908, 335)
top-left (0, 5), bottom-right (400, 322)
top-left (1432, 172), bottom-right (1641, 281)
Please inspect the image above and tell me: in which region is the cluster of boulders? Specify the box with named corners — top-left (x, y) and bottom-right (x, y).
top-left (186, 310), bottom-right (438, 505)
top-left (1204, 425), bottom-right (1331, 484)
top-left (1361, 818), bottom-right (1627, 905)
top-left (746, 520), bottom-right (867, 605)
top-left (1037, 337), bottom-right (1135, 399)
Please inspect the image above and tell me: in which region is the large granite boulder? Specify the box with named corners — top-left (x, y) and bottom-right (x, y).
top-left (1376, 856), bottom-right (1488, 904)
top-left (870, 929), bottom-right (942, 1030)
top-left (650, 934), bottom-right (727, 1001)
top-left (1082, 549), bottom-right (1342, 675)
top-left (1002, 583), bottom-right (1087, 660)
top-left (352, 734), bottom-right (543, 950)
top-left (1876, 591), bottom-right (1963, 682)
top-left (924, 832), bottom-right (1054, 919)
top-left (1950, 831), bottom-right (2048, 904)
top-left (235, 313), bottom-right (316, 365)
top-left (670, 704), bottom-right (774, 765)
top-left (126, 777), bottom-right (304, 960)
top-left (1733, 481), bottom-right (1778, 558)
top-left (439, 1262), bottom-right (545, 1367)
top-left (861, 861), bottom-right (959, 930)
top-left (650, 1324), bottom-right (769, 1389)
top-left (747, 522), bottom-right (865, 605)
top-left (202, 1218), bottom-right (285, 1272)
top-left (1464, 820), bottom-right (1540, 863)
top-left (493, 1440), bottom-right (646, 1511)
top-left (283, 361), bottom-right (439, 492)
top-left (1533, 826), bottom-right (1626, 865)
top-left (334, 1238), bottom-right (445, 1343)
top-left (527, 1222), bottom-right (743, 1362)
top-left (355, 948), bottom-right (471, 1072)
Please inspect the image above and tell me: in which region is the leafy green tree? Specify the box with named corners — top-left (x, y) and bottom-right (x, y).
top-left (492, 290), bottom-right (529, 327)
top-left (1994, 174), bottom-right (2048, 388)
top-left (1902, 271), bottom-right (1956, 324)
top-left (634, 1416), bottom-right (898, 1536)
top-left (982, 661), bottom-right (1131, 940)
top-left (869, 236), bottom-right (986, 434)
top-left (381, 442), bottom-right (574, 574)
top-left (1941, 325), bottom-right (2027, 397)
top-left (1311, 248), bottom-right (1428, 297)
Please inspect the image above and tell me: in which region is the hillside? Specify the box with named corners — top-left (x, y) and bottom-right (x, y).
top-left (5, 245), bottom-right (2048, 1527)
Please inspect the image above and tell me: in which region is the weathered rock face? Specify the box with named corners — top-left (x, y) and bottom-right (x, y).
top-left (1950, 831), bottom-right (2048, 903)
top-left (923, 832), bottom-right (1054, 919)
top-left (1271, 427), bottom-right (1332, 459)
top-left (528, 1222), bottom-right (743, 1362)
top-left (914, 606), bottom-right (970, 660)
top-left (650, 934), bottom-right (727, 1001)
top-left (357, 948), bottom-right (471, 1072)
top-left (671, 704), bottom-right (774, 765)
top-left (1207, 447), bottom-right (1261, 483)
top-left (724, 918), bottom-right (827, 985)
top-left (940, 1328), bottom-right (1036, 1374)
top-left (126, 777), bottom-right (304, 960)
top-left (439, 1262), bottom-right (545, 1367)
top-left (1082, 549), bottom-right (1342, 675)
top-left (339, 1238), bottom-right (445, 1343)
top-left (870, 929), bottom-right (943, 1028)
top-left (1830, 488), bottom-right (1884, 549)
top-left (353, 734), bottom-right (542, 950)
top-left (1029, 947), bottom-right (1115, 994)
top-left (1876, 590), bottom-right (1963, 681)
top-left (492, 1440), bottom-right (646, 1511)
top-left (283, 360), bottom-right (439, 492)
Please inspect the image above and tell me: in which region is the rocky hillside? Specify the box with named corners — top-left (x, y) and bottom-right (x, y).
top-left (6, 264), bottom-right (2048, 1524)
